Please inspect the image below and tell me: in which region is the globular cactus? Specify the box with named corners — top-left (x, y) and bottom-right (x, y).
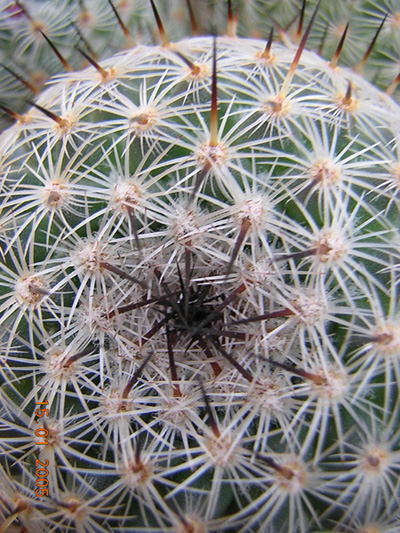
top-left (1, 0), bottom-right (400, 128)
top-left (0, 1), bottom-right (400, 532)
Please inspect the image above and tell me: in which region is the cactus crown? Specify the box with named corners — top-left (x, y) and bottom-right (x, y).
top-left (0, 1), bottom-right (400, 532)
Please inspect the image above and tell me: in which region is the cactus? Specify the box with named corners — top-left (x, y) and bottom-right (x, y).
top-left (0, 1), bottom-right (400, 532)
top-left (1, 0), bottom-right (400, 129)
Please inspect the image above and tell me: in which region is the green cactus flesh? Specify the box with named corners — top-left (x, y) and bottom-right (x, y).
top-left (0, 32), bottom-right (400, 532)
